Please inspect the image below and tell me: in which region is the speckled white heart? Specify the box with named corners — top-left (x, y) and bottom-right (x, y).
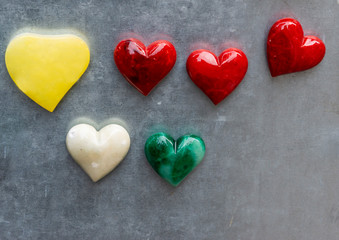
top-left (66, 123), bottom-right (130, 182)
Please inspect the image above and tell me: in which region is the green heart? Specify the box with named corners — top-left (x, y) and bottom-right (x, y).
top-left (144, 132), bottom-right (206, 186)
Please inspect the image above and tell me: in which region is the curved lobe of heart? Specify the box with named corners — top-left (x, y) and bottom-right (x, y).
top-left (267, 18), bottom-right (326, 77)
top-left (114, 38), bottom-right (176, 96)
top-left (186, 48), bottom-right (248, 105)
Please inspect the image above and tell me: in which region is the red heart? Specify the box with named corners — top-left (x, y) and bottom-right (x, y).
top-left (114, 38), bottom-right (176, 96)
top-left (267, 18), bottom-right (326, 77)
top-left (186, 48), bottom-right (248, 105)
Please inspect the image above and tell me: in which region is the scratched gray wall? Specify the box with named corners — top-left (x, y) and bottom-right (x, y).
top-left (0, 0), bottom-right (338, 239)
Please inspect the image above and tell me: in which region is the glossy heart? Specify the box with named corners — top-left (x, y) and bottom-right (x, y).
top-left (267, 18), bottom-right (326, 77)
top-left (114, 38), bottom-right (176, 96)
top-left (66, 124), bottom-right (130, 182)
top-left (145, 132), bottom-right (205, 186)
top-left (5, 33), bottom-right (90, 112)
top-left (186, 48), bottom-right (248, 105)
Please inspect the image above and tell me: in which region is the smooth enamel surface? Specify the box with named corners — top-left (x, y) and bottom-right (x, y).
top-left (145, 132), bottom-right (205, 187)
top-left (114, 38), bottom-right (176, 96)
top-left (66, 124), bottom-right (130, 182)
top-left (186, 48), bottom-right (248, 105)
top-left (5, 33), bottom-right (90, 112)
top-left (267, 18), bottom-right (326, 77)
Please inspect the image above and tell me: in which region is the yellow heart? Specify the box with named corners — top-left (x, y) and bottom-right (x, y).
top-left (5, 33), bottom-right (90, 112)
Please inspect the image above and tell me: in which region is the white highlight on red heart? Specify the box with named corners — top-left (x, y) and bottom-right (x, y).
top-left (66, 123), bottom-right (130, 182)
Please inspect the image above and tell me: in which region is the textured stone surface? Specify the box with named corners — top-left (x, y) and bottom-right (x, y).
top-left (0, 0), bottom-right (338, 239)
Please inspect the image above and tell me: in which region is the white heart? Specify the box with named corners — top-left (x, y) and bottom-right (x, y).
top-left (66, 124), bottom-right (130, 182)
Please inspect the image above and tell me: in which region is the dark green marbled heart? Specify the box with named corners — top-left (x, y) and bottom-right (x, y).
top-left (144, 132), bottom-right (205, 186)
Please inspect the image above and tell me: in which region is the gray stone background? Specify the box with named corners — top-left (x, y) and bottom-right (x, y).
top-left (0, 0), bottom-right (338, 239)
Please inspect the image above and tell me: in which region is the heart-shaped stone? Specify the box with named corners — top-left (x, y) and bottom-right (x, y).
top-left (267, 18), bottom-right (326, 77)
top-left (5, 33), bottom-right (90, 112)
top-left (186, 48), bottom-right (248, 105)
top-left (144, 132), bottom-right (205, 186)
top-left (66, 124), bottom-right (130, 182)
top-left (114, 38), bottom-right (176, 96)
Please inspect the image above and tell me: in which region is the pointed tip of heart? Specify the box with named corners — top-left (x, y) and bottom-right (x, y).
top-left (46, 106), bottom-right (56, 112)
top-left (270, 71), bottom-right (280, 78)
top-left (90, 176), bottom-right (100, 182)
top-left (168, 181), bottom-right (180, 187)
top-left (127, 83), bottom-right (152, 96)
top-left (138, 88), bottom-right (151, 96)
top-left (211, 98), bottom-right (222, 105)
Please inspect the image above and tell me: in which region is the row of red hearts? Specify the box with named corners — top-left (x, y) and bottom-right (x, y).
top-left (115, 18), bottom-right (325, 105)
